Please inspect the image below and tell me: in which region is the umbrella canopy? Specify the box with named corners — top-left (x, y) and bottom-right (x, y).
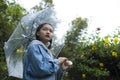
top-left (4, 8), bottom-right (60, 78)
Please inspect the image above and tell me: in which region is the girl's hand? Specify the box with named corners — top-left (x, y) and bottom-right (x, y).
top-left (61, 60), bottom-right (73, 70)
top-left (65, 60), bottom-right (73, 66)
top-left (58, 57), bottom-right (68, 64)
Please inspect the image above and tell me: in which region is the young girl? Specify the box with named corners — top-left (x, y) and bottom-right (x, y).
top-left (23, 23), bottom-right (70, 80)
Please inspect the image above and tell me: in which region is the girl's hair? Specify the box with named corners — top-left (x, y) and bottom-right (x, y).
top-left (35, 23), bottom-right (53, 49)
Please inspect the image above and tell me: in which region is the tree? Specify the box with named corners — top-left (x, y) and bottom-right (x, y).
top-left (0, 0), bottom-right (26, 51)
top-left (60, 17), bottom-right (88, 57)
top-left (31, 0), bottom-right (54, 12)
top-left (59, 17), bottom-right (88, 80)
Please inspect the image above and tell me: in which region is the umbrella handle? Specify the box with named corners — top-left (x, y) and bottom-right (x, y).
top-left (55, 44), bottom-right (65, 58)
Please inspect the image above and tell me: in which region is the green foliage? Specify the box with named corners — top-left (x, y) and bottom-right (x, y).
top-left (32, 0), bottom-right (54, 12)
top-left (0, 0), bottom-right (26, 43)
top-left (43, 0), bottom-right (54, 7)
top-left (61, 17), bottom-right (88, 57)
top-left (61, 17), bottom-right (120, 80)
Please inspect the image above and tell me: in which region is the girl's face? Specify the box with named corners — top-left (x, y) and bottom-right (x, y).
top-left (36, 24), bottom-right (53, 44)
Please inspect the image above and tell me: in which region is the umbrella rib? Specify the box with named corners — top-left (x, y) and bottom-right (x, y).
top-left (29, 12), bottom-right (41, 37)
top-left (20, 21), bottom-right (27, 35)
top-left (55, 44), bottom-right (65, 58)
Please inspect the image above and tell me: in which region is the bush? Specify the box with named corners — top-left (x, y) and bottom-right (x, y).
top-left (63, 27), bottom-right (120, 80)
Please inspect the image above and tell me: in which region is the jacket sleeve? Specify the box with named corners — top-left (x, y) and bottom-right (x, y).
top-left (56, 68), bottom-right (64, 80)
top-left (27, 43), bottom-right (60, 77)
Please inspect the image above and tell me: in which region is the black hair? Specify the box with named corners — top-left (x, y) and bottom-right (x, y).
top-left (35, 23), bottom-right (53, 49)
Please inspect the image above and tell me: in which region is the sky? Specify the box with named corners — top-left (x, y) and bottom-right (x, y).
top-left (16, 0), bottom-right (120, 39)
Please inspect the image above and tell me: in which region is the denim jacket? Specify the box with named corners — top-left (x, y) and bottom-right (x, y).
top-left (23, 40), bottom-right (63, 80)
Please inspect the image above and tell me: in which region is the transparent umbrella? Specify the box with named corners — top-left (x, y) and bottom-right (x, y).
top-left (3, 7), bottom-right (61, 79)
